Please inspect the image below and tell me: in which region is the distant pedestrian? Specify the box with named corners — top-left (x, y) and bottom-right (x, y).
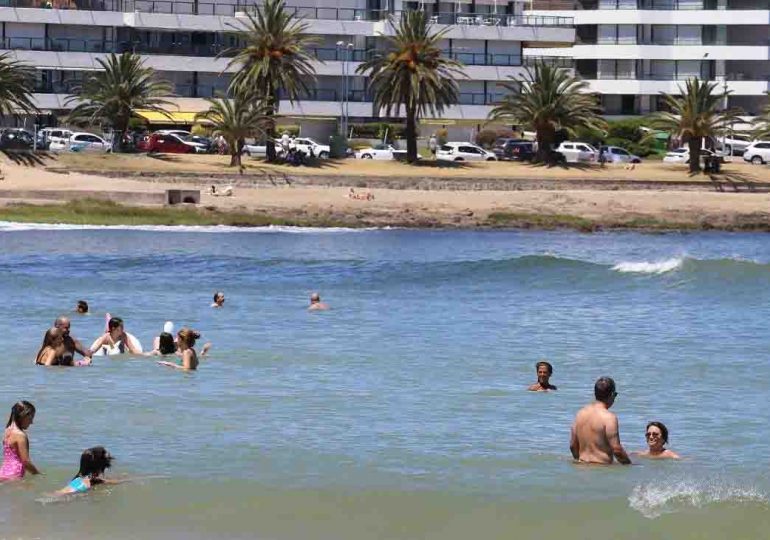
top-left (429, 134), bottom-right (438, 159)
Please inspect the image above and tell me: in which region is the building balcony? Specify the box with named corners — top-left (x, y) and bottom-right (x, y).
top-left (586, 77), bottom-right (769, 94)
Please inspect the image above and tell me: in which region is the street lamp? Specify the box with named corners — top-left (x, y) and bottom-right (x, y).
top-left (336, 41), bottom-right (355, 137)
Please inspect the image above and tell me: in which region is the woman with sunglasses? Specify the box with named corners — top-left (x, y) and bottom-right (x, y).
top-left (637, 421), bottom-right (680, 459)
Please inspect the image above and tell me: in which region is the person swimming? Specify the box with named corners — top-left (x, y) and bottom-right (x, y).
top-left (56, 446), bottom-right (115, 495)
top-left (35, 327), bottom-right (64, 366)
top-left (157, 328), bottom-right (201, 370)
top-left (635, 421), bottom-right (681, 460)
top-left (308, 292), bottom-right (329, 311)
top-left (0, 401), bottom-right (40, 480)
top-left (75, 300), bottom-right (89, 314)
top-left (54, 317), bottom-right (92, 365)
top-left (211, 292), bottom-right (225, 308)
top-left (91, 316), bottom-right (141, 355)
top-left (528, 361), bottom-right (557, 391)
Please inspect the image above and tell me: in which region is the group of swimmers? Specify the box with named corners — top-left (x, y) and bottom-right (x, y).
top-left (528, 361), bottom-right (679, 462)
top-left (0, 401), bottom-right (117, 496)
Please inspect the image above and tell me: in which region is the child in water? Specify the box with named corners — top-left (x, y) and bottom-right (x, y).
top-left (157, 328), bottom-right (201, 370)
top-left (0, 401), bottom-right (40, 480)
top-left (56, 446), bottom-right (116, 495)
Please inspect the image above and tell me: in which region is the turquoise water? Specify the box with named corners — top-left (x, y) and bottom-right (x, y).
top-left (1, 224), bottom-right (770, 538)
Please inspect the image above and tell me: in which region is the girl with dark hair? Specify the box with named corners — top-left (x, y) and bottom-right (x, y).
top-left (0, 401), bottom-right (40, 480)
top-left (636, 421), bottom-right (681, 460)
top-left (56, 446), bottom-right (117, 494)
top-left (157, 327), bottom-right (202, 370)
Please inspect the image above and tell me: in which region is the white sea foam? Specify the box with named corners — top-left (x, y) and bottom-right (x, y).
top-left (612, 257), bottom-right (684, 274)
top-left (0, 221), bottom-right (373, 234)
top-left (629, 479), bottom-right (768, 519)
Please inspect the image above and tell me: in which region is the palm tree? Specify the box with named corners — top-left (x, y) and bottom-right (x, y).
top-left (195, 92), bottom-right (269, 168)
top-left (488, 63), bottom-right (606, 165)
top-left (751, 91), bottom-right (770, 142)
top-left (67, 52), bottom-right (174, 152)
top-left (357, 10), bottom-right (463, 163)
top-left (651, 77), bottom-right (741, 174)
top-left (0, 53), bottom-right (37, 117)
top-left (225, 0), bottom-right (317, 162)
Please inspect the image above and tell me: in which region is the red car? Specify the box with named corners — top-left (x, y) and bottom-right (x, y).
top-left (144, 133), bottom-right (197, 154)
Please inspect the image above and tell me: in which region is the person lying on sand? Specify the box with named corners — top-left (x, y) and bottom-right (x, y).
top-left (347, 188), bottom-right (374, 201)
top-left (634, 421), bottom-right (680, 460)
top-left (570, 377), bottom-right (631, 465)
top-left (528, 361), bottom-right (557, 391)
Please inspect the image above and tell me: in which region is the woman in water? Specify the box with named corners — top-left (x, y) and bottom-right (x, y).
top-left (35, 327), bottom-right (64, 366)
top-left (636, 421), bottom-right (680, 459)
top-left (157, 328), bottom-right (200, 370)
top-left (211, 292), bottom-right (225, 308)
top-left (0, 401), bottom-right (40, 480)
top-left (91, 317), bottom-right (141, 355)
top-left (56, 446), bottom-right (118, 495)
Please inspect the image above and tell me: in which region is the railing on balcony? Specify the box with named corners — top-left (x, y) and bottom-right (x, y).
top-left (594, 72), bottom-right (713, 80)
top-left (0, 0), bottom-right (573, 25)
top-left (458, 92), bottom-right (506, 105)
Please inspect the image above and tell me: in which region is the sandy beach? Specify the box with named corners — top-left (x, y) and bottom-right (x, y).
top-left (3, 153), bottom-right (770, 229)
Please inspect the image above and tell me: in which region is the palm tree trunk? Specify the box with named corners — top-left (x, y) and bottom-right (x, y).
top-left (688, 136), bottom-right (701, 174)
top-left (535, 127), bottom-right (554, 164)
top-left (230, 138), bottom-right (244, 169)
top-left (406, 106), bottom-right (418, 164)
top-left (266, 89), bottom-right (278, 163)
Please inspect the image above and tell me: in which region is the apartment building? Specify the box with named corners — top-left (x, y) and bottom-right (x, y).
top-left (526, 0), bottom-right (770, 116)
top-left (0, 0), bottom-right (574, 133)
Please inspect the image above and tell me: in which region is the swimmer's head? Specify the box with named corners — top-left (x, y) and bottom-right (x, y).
top-left (646, 421), bottom-right (669, 447)
top-left (54, 316), bottom-right (71, 335)
top-left (75, 446), bottom-right (112, 480)
top-left (213, 292), bottom-right (225, 306)
top-left (158, 332), bottom-right (176, 355)
top-left (536, 361), bottom-right (553, 383)
top-left (6, 400), bottom-right (35, 429)
top-left (43, 327), bottom-right (65, 347)
top-left (108, 317), bottom-right (124, 333)
top-left (178, 327), bottom-right (200, 348)
top-left (76, 300), bottom-right (88, 314)
top-left (310, 293), bottom-right (321, 304)
top-left (594, 376), bottom-right (617, 406)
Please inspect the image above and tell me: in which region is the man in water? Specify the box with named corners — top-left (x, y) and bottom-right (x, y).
top-left (75, 300), bottom-right (88, 314)
top-left (308, 293), bottom-right (329, 311)
top-left (569, 376), bottom-right (631, 465)
top-left (54, 317), bottom-right (92, 363)
top-left (211, 292), bottom-right (225, 308)
top-left (528, 361), bottom-right (557, 391)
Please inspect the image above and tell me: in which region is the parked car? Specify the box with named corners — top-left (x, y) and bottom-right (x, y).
top-left (599, 145), bottom-right (642, 164)
top-left (0, 128), bottom-right (34, 150)
top-left (355, 143), bottom-right (398, 160)
top-left (185, 135), bottom-right (213, 153)
top-left (436, 142), bottom-right (497, 162)
top-left (663, 147), bottom-right (721, 164)
top-left (242, 139), bottom-right (284, 157)
top-left (742, 141), bottom-right (770, 164)
top-left (145, 133), bottom-right (204, 154)
top-left (37, 128), bottom-right (73, 150)
top-left (49, 132), bottom-right (111, 153)
top-left (493, 139), bottom-right (535, 161)
top-left (717, 134), bottom-right (752, 156)
top-left (555, 141), bottom-right (597, 163)
top-left (290, 137), bottom-right (330, 159)
top-left (156, 129), bottom-right (191, 139)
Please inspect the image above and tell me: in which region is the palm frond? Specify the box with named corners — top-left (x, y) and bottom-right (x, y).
top-left (0, 53), bottom-right (37, 116)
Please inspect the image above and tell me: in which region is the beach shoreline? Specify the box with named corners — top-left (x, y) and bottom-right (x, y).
top-left (3, 154), bottom-right (770, 231)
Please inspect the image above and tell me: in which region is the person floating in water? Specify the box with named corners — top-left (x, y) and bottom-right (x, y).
top-left (570, 376), bottom-right (631, 465)
top-left (91, 316), bottom-right (141, 355)
top-left (55, 446), bottom-right (118, 495)
top-left (211, 292), bottom-right (225, 308)
top-left (54, 317), bottom-right (92, 364)
top-left (75, 300), bottom-right (89, 314)
top-left (0, 401), bottom-right (40, 480)
top-left (528, 361), bottom-right (557, 391)
top-left (635, 421), bottom-right (680, 460)
top-left (157, 328), bottom-right (201, 370)
top-left (308, 292), bottom-right (329, 311)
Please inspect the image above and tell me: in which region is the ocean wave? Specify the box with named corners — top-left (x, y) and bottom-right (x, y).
top-left (0, 221), bottom-right (373, 234)
top-left (612, 257), bottom-right (684, 274)
top-left (629, 479), bottom-right (769, 519)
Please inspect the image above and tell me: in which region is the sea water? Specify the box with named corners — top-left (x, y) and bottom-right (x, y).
top-left (0, 224), bottom-right (769, 539)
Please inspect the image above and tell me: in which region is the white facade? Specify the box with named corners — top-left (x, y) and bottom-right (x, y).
top-left (0, 0), bottom-right (574, 127)
top-left (526, 0), bottom-right (770, 115)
